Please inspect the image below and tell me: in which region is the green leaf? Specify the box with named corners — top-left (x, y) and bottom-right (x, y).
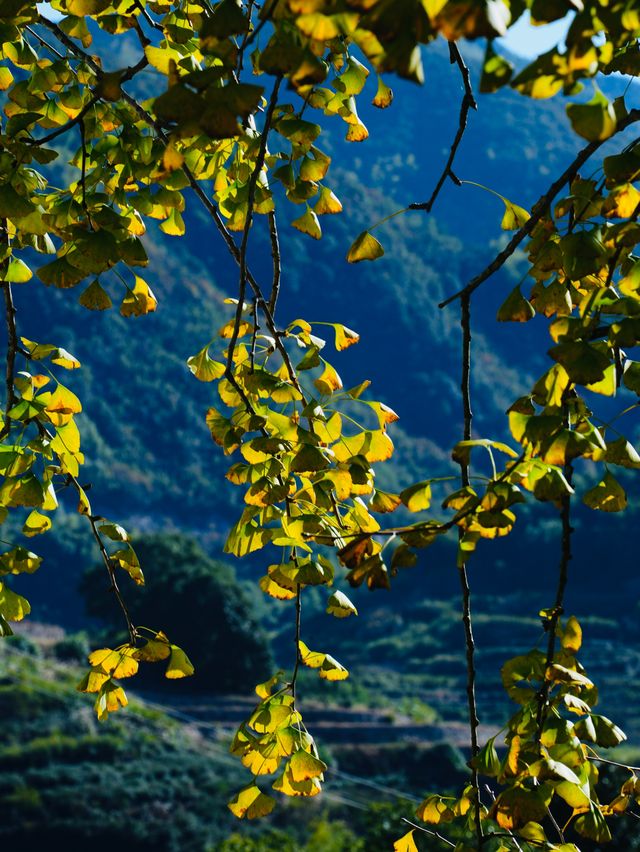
top-left (480, 41), bottom-right (513, 93)
top-left (583, 472), bottom-right (627, 512)
top-left (372, 75), bottom-right (393, 108)
top-left (346, 231), bottom-right (384, 263)
top-left (567, 88), bottom-right (617, 142)
top-left (497, 285), bottom-right (535, 322)
top-left (548, 341), bottom-right (610, 385)
top-left (79, 279), bottom-right (112, 311)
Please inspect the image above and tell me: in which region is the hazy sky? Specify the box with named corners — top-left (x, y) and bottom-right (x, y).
top-left (498, 11), bottom-right (571, 58)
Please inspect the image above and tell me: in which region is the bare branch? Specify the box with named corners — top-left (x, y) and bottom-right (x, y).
top-left (410, 42), bottom-right (477, 213)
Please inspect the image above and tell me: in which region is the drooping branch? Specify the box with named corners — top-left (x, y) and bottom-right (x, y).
top-left (1, 283), bottom-right (18, 442)
top-left (536, 458), bottom-right (574, 739)
top-left (410, 42), bottom-right (477, 213)
top-left (456, 293), bottom-right (483, 849)
top-left (439, 108), bottom-right (640, 309)
top-left (267, 210), bottom-right (281, 315)
top-left (226, 74), bottom-right (282, 375)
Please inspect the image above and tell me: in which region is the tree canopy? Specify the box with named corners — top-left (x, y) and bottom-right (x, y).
top-left (1, 0), bottom-right (640, 848)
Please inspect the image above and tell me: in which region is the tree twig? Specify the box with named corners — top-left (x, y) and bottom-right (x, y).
top-left (400, 818), bottom-right (456, 847)
top-left (410, 42), bottom-right (477, 213)
top-left (456, 292), bottom-right (483, 849)
top-left (267, 210), bottom-right (281, 315)
top-left (439, 108), bottom-right (640, 308)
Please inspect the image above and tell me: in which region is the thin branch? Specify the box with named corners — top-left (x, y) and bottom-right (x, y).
top-left (400, 818), bottom-right (456, 847)
top-left (290, 583), bottom-right (302, 701)
top-left (86, 509), bottom-right (137, 646)
top-left (410, 42), bottom-right (477, 213)
top-left (225, 74), bottom-right (282, 379)
top-left (587, 755), bottom-right (640, 773)
top-left (439, 108), bottom-right (640, 308)
top-left (1, 286), bottom-right (17, 441)
top-left (267, 210), bottom-right (281, 315)
top-left (536, 456), bottom-right (573, 740)
top-left (25, 96), bottom-right (98, 147)
top-left (456, 293), bottom-right (483, 849)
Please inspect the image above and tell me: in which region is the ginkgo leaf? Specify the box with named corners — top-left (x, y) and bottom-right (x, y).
top-left (373, 75), bottom-right (393, 108)
top-left (501, 198), bottom-right (531, 230)
top-left (289, 749), bottom-right (327, 782)
top-left (319, 653), bottom-right (349, 680)
top-left (88, 647), bottom-right (139, 679)
top-left (79, 279), bottom-right (112, 311)
top-left (187, 346), bottom-right (226, 381)
top-left (326, 590), bottom-right (358, 618)
top-left (0, 582), bottom-right (30, 621)
top-left (583, 472), bottom-right (627, 512)
top-left (393, 831), bottom-right (418, 852)
top-left (292, 206), bottom-right (322, 240)
top-left (165, 644), bottom-right (195, 678)
top-left (347, 230), bottom-right (384, 263)
top-left (314, 186), bottom-right (343, 215)
top-left (22, 509), bottom-right (51, 537)
top-left (400, 481), bottom-right (432, 512)
top-left (94, 680), bottom-right (128, 721)
top-left (120, 277), bottom-right (158, 317)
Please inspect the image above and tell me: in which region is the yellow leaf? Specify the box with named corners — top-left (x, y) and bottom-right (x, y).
top-left (0, 582), bottom-right (30, 621)
top-left (298, 639), bottom-right (325, 669)
top-left (41, 384), bottom-right (82, 427)
top-left (289, 749), bottom-right (327, 782)
top-left (187, 346), bottom-right (226, 382)
top-left (94, 680), bottom-right (128, 721)
top-left (228, 784), bottom-right (276, 819)
top-left (347, 230), bottom-right (384, 263)
top-left (120, 277), bottom-right (158, 317)
top-left (315, 186), bottom-right (342, 215)
top-left (22, 509), bottom-right (52, 537)
top-left (319, 653), bottom-right (349, 680)
top-left (272, 764), bottom-right (322, 797)
top-left (501, 199), bottom-right (531, 230)
top-left (562, 615), bottom-right (583, 653)
top-left (259, 574), bottom-right (297, 600)
top-left (88, 647), bottom-right (139, 679)
top-left (314, 360), bottom-right (342, 395)
top-left (292, 205), bottom-right (322, 240)
top-left (394, 831), bottom-right (418, 852)
top-left (373, 75), bottom-right (393, 108)
top-left (400, 480), bottom-right (432, 512)
top-left (165, 644), bottom-right (195, 679)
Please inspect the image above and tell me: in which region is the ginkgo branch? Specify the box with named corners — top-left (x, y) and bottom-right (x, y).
top-left (409, 42), bottom-right (477, 213)
top-left (457, 292), bottom-right (483, 849)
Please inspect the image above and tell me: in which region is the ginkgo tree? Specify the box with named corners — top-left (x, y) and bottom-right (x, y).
top-left (1, 0), bottom-right (640, 848)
